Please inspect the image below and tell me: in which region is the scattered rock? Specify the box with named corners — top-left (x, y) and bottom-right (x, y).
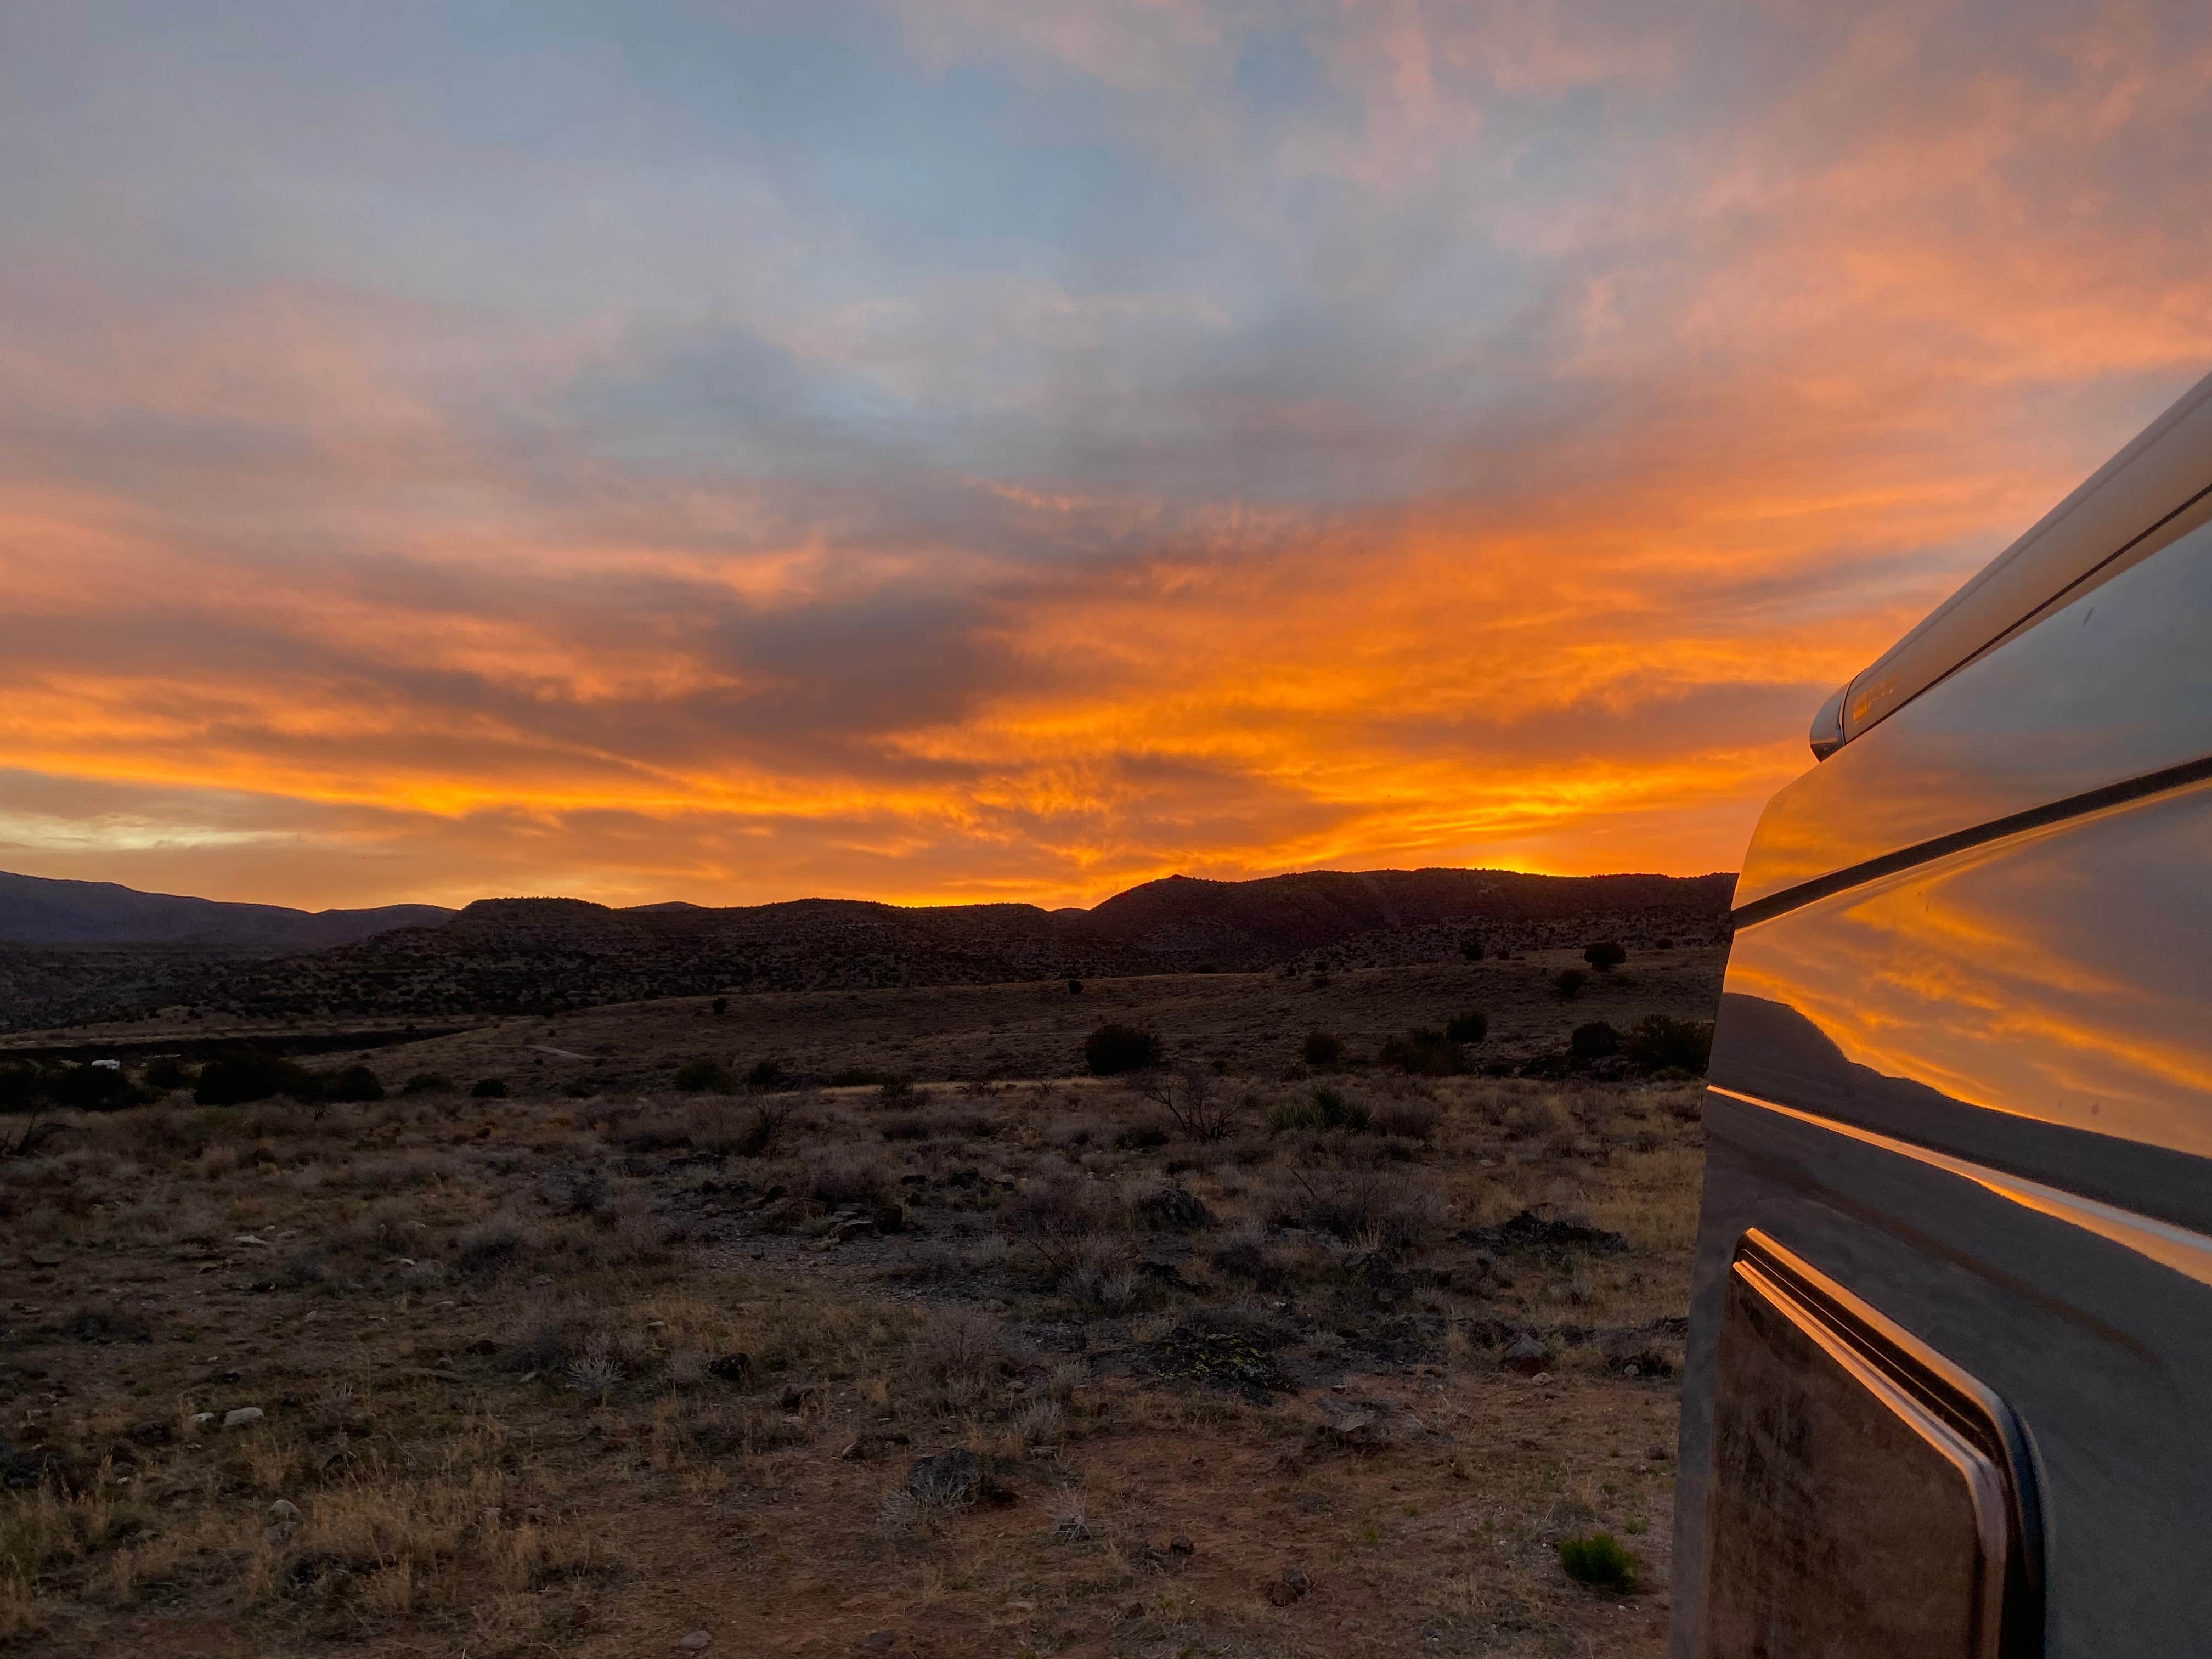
top-left (872, 1201), bottom-right (906, 1235)
top-left (826, 1217), bottom-right (875, 1243)
top-left (233, 1234), bottom-right (272, 1248)
top-left (1458, 1207), bottom-right (1628, 1262)
top-left (1502, 1336), bottom-right (1554, 1376)
top-left (222, 1407), bottom-right (265, 1430)
top-left (1124, 1602), bottom-right (1144, 1620)
top-left (706, 1352), bottom-right (752, 1383)
top-left (679, 1632), bottom-right (710, 1651)
top-left (861, 1634), bottom-right (895, 1654)
top-left (26, 1249), bottom-right (61, 1268)
top-left (1168, 1534), bottom-right (1194, 1556)
top-left (1266, 1565), bottom-right (1313, 1605)
top-left (266, 1498), bottom-right (301, 1542)
top-left (907, 1447), bottom-right (981, 1506)
top-left (778, 1381), bottom-right (822, 1413)
top-left (1318, 1406), bottom-right (1391, 1455)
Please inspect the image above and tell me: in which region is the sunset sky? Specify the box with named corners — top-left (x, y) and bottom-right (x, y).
top-left (4, 2), bottom-right (2210, 912)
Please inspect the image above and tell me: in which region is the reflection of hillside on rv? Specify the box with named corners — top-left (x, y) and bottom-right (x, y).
top-left (1676, 368), bottom-right (2212, 1657)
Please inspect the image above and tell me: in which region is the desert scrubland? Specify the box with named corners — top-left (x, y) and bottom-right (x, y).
top-left (0, 949), bottom-right (1718, 1658)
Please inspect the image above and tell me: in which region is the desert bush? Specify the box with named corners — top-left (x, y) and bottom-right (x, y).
top-left (1003, 1173), bottom-right (1116, 1274)
top-left (744, 1058), bottom-right (787, 1090)
top-left (1583, 940), bottom-right (1627, 973)
top-left (1371, 1098), bottom-right (1438, 1141)
top-left (1444, 1009), bottom-right (1488, 1044)
top-left (1211, 1223), bottom-right (1292, 1290)
top-left (1085, 1023), bottom-right (1162, 1077)
top-left (1135, 1065), bottom-right (1243, 1142)
top-left (1269, 1096), bottom-right (1322, 1132)
top-left (701, 1098), bottom-right (792, 1158)
top-left (1459, 936), bottom-right (1485, 961)
top-left (1131, 1181), bottom-right (1214, 1232)
top-left (141, 1056), bottom-right (196, 1091)
top-left (674, 1057), bottom-right (736, 1094)
top-left (319, 1064), bottom-right (384, 1103)
top-left (41, 1065), bottom-right (142, 1113)
top-left (913, 1308), bottom-right (1022, 1413)
top-left (1378, 1029), bottom-right (1463, 1077)
top-left (193, 1052), bottom-right (316, 1107)
top-left (1553, 968), bottom-right (1588, 1001)
top-left (401, 1071), bottom-right (452, 1095)
top-left (1302, 1031), bottom-right (1342, 1069)
top-left (877, 1075), bottom-right (915, 1104)
top-left (1559, 1531), bottom-right (1638, 1592)
top-left (1571, 1022), bottom-right (1621, 1063)
top-left (471, 1077), bottom-right (509, 1099)
top-left (1284, 1168), bottom-right (1447, 1253)
top-left (453, 1218), bottom-right (533, 1283)
top-left (541, 1166), bottom-right (610, 1216)
top-left (1065, 1236), bottom-right (1139, 1311)
top-left (805, 1149), bottom-right (891, 1209)
top-left (1624, 1014), bottom-right (1713, 1074)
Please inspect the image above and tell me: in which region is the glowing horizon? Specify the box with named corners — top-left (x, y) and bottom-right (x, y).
top-left (4, 3), bottom-right (2210, 913)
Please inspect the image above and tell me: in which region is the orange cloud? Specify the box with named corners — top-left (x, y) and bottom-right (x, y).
top-left (2, 2), bottom-right (2209, 909)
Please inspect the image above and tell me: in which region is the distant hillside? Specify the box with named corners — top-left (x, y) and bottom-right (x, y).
top-left (0, 870), bottom-right (453, 948)
top-left (0, 866), bottom-right (1733, 1031)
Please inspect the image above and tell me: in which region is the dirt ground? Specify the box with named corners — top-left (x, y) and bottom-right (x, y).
top-left (1, 958), bottom-right (1712, 1657)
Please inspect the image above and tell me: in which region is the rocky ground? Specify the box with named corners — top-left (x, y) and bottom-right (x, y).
top-left (0, 960), bottom-right (1713, 1658)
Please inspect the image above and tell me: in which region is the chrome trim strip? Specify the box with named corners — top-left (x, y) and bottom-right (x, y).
top-left (1711, 1086), bottom-right (2212, 1289)
top-left (1729, 752), bottom-right (2212, 928)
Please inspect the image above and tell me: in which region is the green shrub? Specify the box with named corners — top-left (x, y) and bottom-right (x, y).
top-left (470, 1077), bottom-right (509, 1099)
top-left (193, 1052), bottom-right (317, 1107)
top-left (402, 1071), bottom-right (453, 1095)
top-left (1313, 1086), bottom-right (1370, 1131)
top-left (1553, 968), bottom-right (1587, 1001)
top-left (43, 1064), bottom-right (142, 1111)
top-left (1558, 1531), bottom-right (1638, 1593)
top-left (1444, 1009), bottom-right (1488, 1043)
top-left (674, 1057), bottom-right (736, 1093)
top-left (1378, 1028), bottom-right (1463, 1076)
top-left (1571, 1022), bottom-right (1621, 1063)
top-left (745, 1058), bottom-right (787, 1090)
top-left (1583, 940), bottom-right (1627, 973)
top-left (143, 1056), bottom-right (197, 1091)
top-left (1085, 1022), bottom-right (1162, 1077)
top-left (1624, 1014), bottom-right (1714, 1074)
top-left (318, 1064), bottom-right (384, 1103)
top-left (1268, 1097), bottom-right (1323, 1133)
top-left (1302, 1031), bottom-right (1342, 1069)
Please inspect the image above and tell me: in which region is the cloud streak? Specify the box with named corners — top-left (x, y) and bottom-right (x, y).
top-left (2, 1), bottom-right (2209, 908)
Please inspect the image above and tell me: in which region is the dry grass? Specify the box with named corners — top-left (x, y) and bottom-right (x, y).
top-left (0, 964), bottom-right (1713, 1657)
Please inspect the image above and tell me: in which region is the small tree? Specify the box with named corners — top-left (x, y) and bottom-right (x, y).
top-left (470, 1077), bottom-right (509, 1099)
top-left (1066, 977), bottom-right (1084, 995)
top-left (745, 1058), bottom-right (787, 1091)
top-left (1302, 1030), bottom-right (1343, 1069)
top-left (1583, 941), bottom-right (1627, 973)
top-left (1137, 1065), bottom-right (1243, 1142)
top-left (1624, 1014), bottom-right (1714, 1074)
top-left (710, 996), bottom-right (729, 1016)
top-left (1553, 968), bottom-right (1588, 1001)
top-left (1444, 1010), bottom-right (1488, 1044)
top-left (1085, 1023), bottom-right (1163, 1077)
top-left (675, 1057), bottom-right (736, 1093)
top-left (1460, 936), bottom-right (1485, 962)
top-left (1379, 1028), bottom-right (1463, 1076)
